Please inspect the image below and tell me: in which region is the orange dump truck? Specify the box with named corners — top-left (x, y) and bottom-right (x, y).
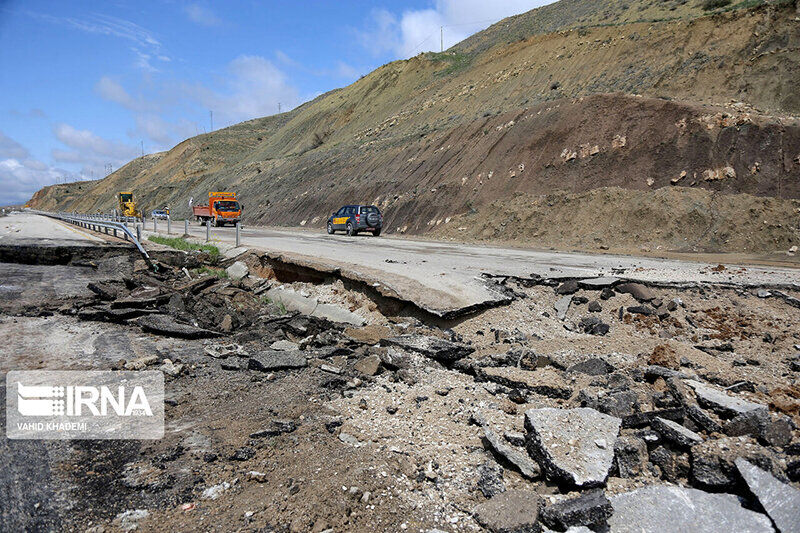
top-left (192, 192), bottom-right (242, 226)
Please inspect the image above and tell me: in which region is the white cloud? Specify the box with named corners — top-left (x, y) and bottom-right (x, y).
top-left (0, 132), bottom-right (72, 205)
top-left (95, 76), bottom-right (156, 112)
top-left (181, 55), bottom-right (299, 125)
top-left (27, 11), bottom-right (169, 71)
top-left (0, 158), bottom-right (69, 206)
top-left (360, 0), bottom-right (553, 58)
top-left (0, 131), bottom-right (30, 159)
top-left (184, 4), bottom-right (222, 27)
top-left (51, 123), bottom-right (139, 178)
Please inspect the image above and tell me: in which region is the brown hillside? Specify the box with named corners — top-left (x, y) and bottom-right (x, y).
top-left (28, 2), bottom-right (800, 254)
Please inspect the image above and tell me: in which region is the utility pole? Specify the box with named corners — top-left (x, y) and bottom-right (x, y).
top-left (140, 140), bottom-right (144, 157)
top-left (441, 26), bottom-right (443, 52)
top-left (209, 110), bottom-right (213, 132)
top-left (278, 102), bottom-right (281, 113)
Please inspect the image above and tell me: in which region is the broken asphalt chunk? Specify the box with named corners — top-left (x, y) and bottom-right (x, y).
top-left (685, 379), bottom-right (768, 418)
top-left (384, 334), bottom-right (473, 362)
top-left (608, 485), bottom-right (773, 533)
top-left (248, 350), bottom-right (307, 371)
top-left (737, 458), bottom-right (800, 533)
top-left (540, 490), bottom-right (613, 531)
top-left (525, 407), bottom-right (621, 488)
top-left (483, 428), bottom-right (541, 480)
top-left (136, 314), bottom-right (221, 339)
top-left (652, 417), bottom-right (703, 448)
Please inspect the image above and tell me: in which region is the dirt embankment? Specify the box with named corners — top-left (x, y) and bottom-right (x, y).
top-left (26, 3), bottom-right (800, 255)
top-left (432, 187), bottom-right (800, 256)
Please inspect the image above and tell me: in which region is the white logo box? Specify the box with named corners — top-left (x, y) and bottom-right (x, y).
top-left (6, 370), bottom-right (164, 440)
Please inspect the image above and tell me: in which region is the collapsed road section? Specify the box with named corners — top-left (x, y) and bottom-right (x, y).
top-left (1, 209), bottom-right (799, 532)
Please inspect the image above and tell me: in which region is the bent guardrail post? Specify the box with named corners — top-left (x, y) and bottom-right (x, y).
top-left (30, 210), bottom-right (155, 270)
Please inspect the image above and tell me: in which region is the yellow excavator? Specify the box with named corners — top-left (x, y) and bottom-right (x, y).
top-left (117, 191), bottom-right (140, 217)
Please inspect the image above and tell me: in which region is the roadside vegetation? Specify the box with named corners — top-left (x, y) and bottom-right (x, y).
top-left (148, 235), bottom-right (221, 261)
top-left (190, 266), bottom-right (228, 279)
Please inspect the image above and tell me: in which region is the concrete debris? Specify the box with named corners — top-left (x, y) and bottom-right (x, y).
top-left (477, 461), bottom-right (506, 498)
top-left (608, 486), bottom-right (773, 533)
top-left (261, 287), bottom-right (365, 326)
top-left (472, 490), bottom-right (541, 533)
top-left (652, 417), bottom-right (703, 448)
top-left (384, 334), bottom-right (474, 362)
top-left (483, 428), bottom-right (541, 480)
top-left (691, 437), bottom-right (783, 491)
top-left (736, 458), bottom-right (800, 533)
top-left (540, 490), bottom-right (613, 531)
top-left (270, 339), bottom-right (300, 351)
top-left (554, 295), bottom-right (571, 320)
top-left (136, 314), bottom-right (221, 339)
top-left (248, 350), bottom-right (307, 371)
top-left (525, 407), bottom-right (621, 487)
top-left (225, 261), bottom-right (249, 280)
top-left (577, 277), bottom-right (619, 289)
top-left (685, 379), bottom-right (768, 418)
top-left (614, 435), bottom-right (648, 478)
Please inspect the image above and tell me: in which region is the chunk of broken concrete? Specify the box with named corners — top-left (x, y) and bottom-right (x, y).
top-left (577, 277), bottom-right (619, 290)
top-left (225, 261), bottom-right (249, 280)
top-left (483, 366), bottom-right (572, 399)
top-left (736, 458), bottom-right (800, 533)
top-left (554, 295), bottom-right (572, 320)
top-left (525, 407), bottom-right (621, 487)
top-left (384, 334), bottom-right (473, 362)
top-left (652, 417), bottom-right (703, 448)
top-left (136, 314), bottom-right (221, 339)
top-left (540, 490), bottom-right (612, 531)
top-left (614, 435), bottom-right (648, 478)
top-left (483, 428), bottom-right (540, 480)
top-left (691, 436), bottom-right (784, 491)
top-left (248, 350), bottom-right (307, 371)
top-left (608, 485), bottom-right (773, 533)
top-left (685, 379), bottom-right (768, 418)
top-left (472, 490), bottom-right (541, 533)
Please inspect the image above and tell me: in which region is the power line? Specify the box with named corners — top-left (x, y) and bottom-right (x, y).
top-left (408, 17), bottom-right (505, 56)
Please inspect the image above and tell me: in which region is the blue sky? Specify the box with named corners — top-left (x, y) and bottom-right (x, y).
top-left (0, 0), bottom-right (551, 205)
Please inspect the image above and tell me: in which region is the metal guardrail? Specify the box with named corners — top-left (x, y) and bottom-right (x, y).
top-left (31, 210), bottom-right (153, 266)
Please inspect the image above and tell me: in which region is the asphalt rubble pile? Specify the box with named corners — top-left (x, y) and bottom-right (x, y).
top-left (44, 248), bottom-right (800, 532)
top-left (325, 276), bottom-right (800, 532)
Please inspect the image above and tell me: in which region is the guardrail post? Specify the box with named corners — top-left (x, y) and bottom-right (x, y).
top-left (235, 222), bottom-right (240, 247)
top-left (136, 223), bottom-right (142, 242)
top-left (167, 217), bottom-right (171, 235)
top-left (206, 219), bottom-right (211, 242)
top-left (153, 217), bottom-right (157, 233)
top-left (184, 219), bottom-right (188, 236)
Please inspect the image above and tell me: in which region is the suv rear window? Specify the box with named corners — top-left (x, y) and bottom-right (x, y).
top-left (360, 206), bottom-right (380, 214)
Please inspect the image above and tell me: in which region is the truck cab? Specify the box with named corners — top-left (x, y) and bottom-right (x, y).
top-left (193, 192), bottom-right (242, 226)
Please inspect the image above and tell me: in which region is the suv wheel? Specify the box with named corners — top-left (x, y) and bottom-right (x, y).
top-left (327, 222), bottom-right (335, 234)
top-left (346, 222), bottom-right (355, 236)
top-left (372, 228), bottom-right (381, 237)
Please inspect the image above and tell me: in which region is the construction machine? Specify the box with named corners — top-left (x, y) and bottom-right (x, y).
top-left (117, 191), bottom-right (140, 217)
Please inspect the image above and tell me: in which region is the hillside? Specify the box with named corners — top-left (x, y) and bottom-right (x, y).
top-left (29, 0), bottom-right (800, 254)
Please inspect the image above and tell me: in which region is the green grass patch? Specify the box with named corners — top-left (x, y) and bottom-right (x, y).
top-left (190, 266), bottom-right (228, 279)
top-left (148, 235), bottom-right (220, 260)
top-left (424, 51), bottom-right (475, 77)
top-left (259, 296), bottom-right (288, 315)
